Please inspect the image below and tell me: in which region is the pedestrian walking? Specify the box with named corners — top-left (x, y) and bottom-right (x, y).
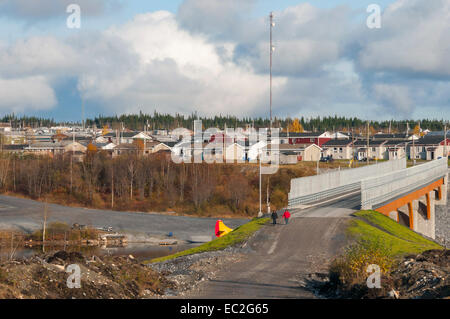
top-left (271, 211), bottom-right (278, 225)
top-left (282, 209), bottom-right (291, 225)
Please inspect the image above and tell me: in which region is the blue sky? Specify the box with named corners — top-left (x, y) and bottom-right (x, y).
top-left (0, 0), bottom-right (449, 123)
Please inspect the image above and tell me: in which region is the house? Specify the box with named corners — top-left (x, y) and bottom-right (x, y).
top-left (372, 133), bottom-right (409, 141)
top-left (104, 131), bottom-right (152, 144)
top-left (95, 136), bottom-right (109, 144)
top-left (143, 141), bottom-right (172, 155)
top-left (353, 140), bottom-right (387, 160)
top-left (64, 141), bottom-right (87, 154)
top-left (24, 141), bottom-right (65, 156)
top-left (1, 131), bottom-right (26, 145)
top-left (383, 140), bottom-right (408, 160)
top-left (1, 144), bottom-right (28, 154)
top-left (112, 143), bottom-right (139, 157)
top-left (278, 131), bottom-right (332, 147)
top-left (264, 143), bottom-right (321, 162)
top-left (279, 151), bottom-right (298, 165)
top-left (321, 139), bottom-right (354, 160)
top-left (51, 133), bottom-right (69, 142)
top-left (0, 123), bottom-right (11, 132)
top-left (224, 142), bottom-right (246, 162)
top-left (411, 136), bottom-right (450, 160)
top-left (298, 144), bottom-right (322, 161)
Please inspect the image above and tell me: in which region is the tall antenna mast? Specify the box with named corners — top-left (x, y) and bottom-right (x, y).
top-left (81, 96), bottom-right (85, 130)
top-left (269, 12), bottom-right (275, 131)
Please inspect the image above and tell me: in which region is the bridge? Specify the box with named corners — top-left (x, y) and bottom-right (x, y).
top-left (288, 157), bottom-right (448, 239)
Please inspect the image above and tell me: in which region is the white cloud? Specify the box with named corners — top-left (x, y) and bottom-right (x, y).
top-left (0, 0), bottom-right (448, 120)
top-left (373, 84), bottom-right (412, 115)
top-left (0, 0), bottom-right (120, 20)
top-left (358, 0), bottom-right (450, 77)
top-left (76, 11), bottom-right (278, 116)
top-left (0, 76), bottom-right (56, 111)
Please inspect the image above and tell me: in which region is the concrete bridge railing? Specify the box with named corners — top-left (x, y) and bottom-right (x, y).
top-left (361, 158), bottom-right (448, 210)
top-left (288, 158), bottom-right (406, 208)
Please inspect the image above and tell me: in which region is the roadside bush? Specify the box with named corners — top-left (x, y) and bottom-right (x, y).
top-left (329, 238), bottom-right (394, 287)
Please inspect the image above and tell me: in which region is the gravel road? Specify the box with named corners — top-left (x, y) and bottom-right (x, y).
top-left (0, 195), bottom-right (248, 241)
top-left (187, 195), bottom-right (357, 298)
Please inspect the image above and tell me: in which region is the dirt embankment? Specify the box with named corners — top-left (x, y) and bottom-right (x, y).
top-left (0, 251), bottom-right (175, 299)
top-left (310, 249), bottom-right (449, 299)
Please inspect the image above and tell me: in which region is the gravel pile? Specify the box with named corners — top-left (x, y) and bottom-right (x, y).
top-left (390, 249), bottom-right (449, 299)
top-left (0, 250), bottom-right (173, 299)
top-left (149, 246), bottom-right (249, 297)
top-left (312, 249), bottom-right (449, 299)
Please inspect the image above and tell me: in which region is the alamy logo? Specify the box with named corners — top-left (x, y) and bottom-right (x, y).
top-left (366, 264), bottom-right (381, 288)
top-left (66, 264), bottom-right (81, 288)
top-left (367, 4), bottom-right (381, 29)
top-left (66, 4), bottom-right (81, 29)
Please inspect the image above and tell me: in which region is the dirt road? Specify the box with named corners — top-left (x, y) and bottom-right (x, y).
top-left (188, 195), bottom-right (359, 298)
top-left (189, 217), bottom-right (350, 298)
top-left (0, 195), bottom-right (248, 241)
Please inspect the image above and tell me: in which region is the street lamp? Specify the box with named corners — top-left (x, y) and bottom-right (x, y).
top-left (258, 148), bottom-right (263, 217)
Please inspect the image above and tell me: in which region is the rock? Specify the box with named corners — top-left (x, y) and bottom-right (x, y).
top-left (388, 289), bottom-right (399, 299)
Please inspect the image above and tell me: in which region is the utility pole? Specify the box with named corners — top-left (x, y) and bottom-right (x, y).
top-left (366, 122), bottom-right (370, 165)
top-left (266, 177), bottom-right (270, 214)
top-left (412, 122), bottom-right (416, 166)
top-left (70, 132), bottom-right (74, 192)
top-left (111, 163), bottom-right (114, 209)
top-left (258, 149), bottom-right (262, 217)
top-left (269, 12), bottom-right (275, 132)
top-left (352, 127), bottom-right (355, 165)
top-left (81, 96), bottom-right (85, 131)
top-left (445, 122), bottom-right (448, 159)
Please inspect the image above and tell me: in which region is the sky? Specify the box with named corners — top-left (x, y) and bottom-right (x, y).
top-left (0, 0), bottom-right (449, 122)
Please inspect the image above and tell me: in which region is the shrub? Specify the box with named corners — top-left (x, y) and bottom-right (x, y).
top-left (330, 238), bottom-right (394, 287)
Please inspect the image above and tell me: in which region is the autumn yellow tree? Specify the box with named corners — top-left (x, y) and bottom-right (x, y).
top-left (287, 118), bottom-right (304, 133)
top-left (87, 143), bottom-right (98, 154)
top-left (413, 124), bottom-right (425, 136)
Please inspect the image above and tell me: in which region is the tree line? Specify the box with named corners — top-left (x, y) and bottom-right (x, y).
top-left (2, 112), bottom-right (448, 132)
top-left (0, 152), bottom-right (298, 217)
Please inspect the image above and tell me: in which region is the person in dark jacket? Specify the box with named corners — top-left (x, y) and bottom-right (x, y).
top-left (271, 211), bottom-right (278, 225)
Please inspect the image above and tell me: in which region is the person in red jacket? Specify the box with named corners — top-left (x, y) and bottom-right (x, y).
top-left (282, 210), bottom-right (291, 224)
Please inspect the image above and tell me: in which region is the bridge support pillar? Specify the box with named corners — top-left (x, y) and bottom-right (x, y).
top-left (412, 194), bottom-right (435, 239)
top-left (397, 205), bottom-right (410, 227)
top-left (388, 210), bottom-right (398, 222)
top-left (435, 174), bottom-right (448, 206)
top-left (408, 202), bottom-right (414, 230)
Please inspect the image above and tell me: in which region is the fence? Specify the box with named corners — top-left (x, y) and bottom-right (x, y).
top-left (288, 158), bottom-right (406, 208)
top-left (361, 158), bottom-right (448, 209)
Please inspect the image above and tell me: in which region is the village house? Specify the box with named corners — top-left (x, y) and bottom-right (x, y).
top-left (24, 141), bottom-right (65, 156)
top-left (353, 140), bottom-right (387, 160)
top-left (278, 131), bottom-right (332, 147)
top-left (104, 131), bottom-right (152, 144)
top-left (112, 143), bottom-right (139, 157)
top-left (264, 143), bottom-right (321, 163)
top-left (383, 140), bottom-right (408, 160)
top-left (321, 139), bottom-right (354, 160)
top-left (0, 122), bottom-right (12, 132)
top-left (2, 144), bottom-right (28, 154)
top-left (410, 136), bottom-right (450, 160)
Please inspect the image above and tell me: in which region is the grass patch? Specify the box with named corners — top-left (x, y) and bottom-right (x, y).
top-left (325, 210), bottom-right (444, 297)
top-left (148, 218), bottom-right (269, 263)
top-left (348, 210), bottom-right (443, 257)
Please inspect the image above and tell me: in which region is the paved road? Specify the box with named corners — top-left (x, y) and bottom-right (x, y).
top-left (190, 194), bottom-right (359, 298)
top-left (0, 195), bottom-right (248, 241)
